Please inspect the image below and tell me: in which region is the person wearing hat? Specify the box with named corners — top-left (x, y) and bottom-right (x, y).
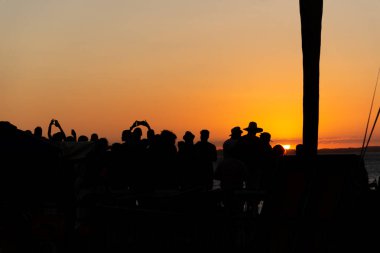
top-left (223, 126), bottom-right (243, 159)
top-left (243, 121), bottom-right (263, 135)
top-left (240, 121), bottom-right (263, 148)
top-left (238, 121), bottom-right (264, 216)
top-left (239, 122), bottom-right (263, 156)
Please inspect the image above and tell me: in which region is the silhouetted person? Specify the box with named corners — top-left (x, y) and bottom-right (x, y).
top-left (71, 129), bottom-right (77, 142)
top-left (258, 132), bottom-right (273, 193)
top-left (259, 132), bottom-right (272, 156)
top-left (273, 144), bottom-right (286, 157)
top-left (107, 142), bottom-right (125, 190)
top-left (147, 129), bottom-right (155, 141)
top-left (81, 138), bottom-right (110, 190)
top-left (216, 129), bottom-right (248, 214)
top-left (178, 131), bottom-right (197, 190)
top-left (259, 144), bottom-right (287, 220)
top-left (127, 126), bottom-right (149, 196)
top-left (153, 130), bottom-right (179, 190)
top-left (0, 121), bottom-right (62, 251)
top-left (136, 120), bottom-right (153, 149)
top-left (132, 127), bottom-right (143, 143)
top-left (90, 133), bottom-right (99, 142)
top-left (194, 129), bottom-right (217, 190)
top-left (121, 120), bottom-right (154, 202)
top-left (63, 128), bottom-right (78, 142)
top-left (24, 129), bottom-right (32, 136)
top-left (183, 131), bottom-right (195, 144)
top-left (296, 144), bottom-right (304, 157)
top-left (78, 135), bottom-right (89, 142)
top-left (66, 136), bottom-right (76, 142)
top-left (34, 126), bottom-right (43, 138)
top-left (119, 127), bottom-right (135, 192)
top-left (261, 144), bottom-right (286, 194)
top-left (48, 119), bottom-right (66, 142)
top-left (223, 126), bottom-right (243, 159)
top-left (237, 121), bottom-right (263, 215)
top-left (121, 129), bottom-right (132, 143)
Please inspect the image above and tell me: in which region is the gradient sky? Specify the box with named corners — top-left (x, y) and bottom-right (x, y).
top-left (1, 0), bottom-right (380, 149)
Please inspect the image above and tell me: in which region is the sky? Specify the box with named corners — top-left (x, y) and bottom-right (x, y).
top-left (1, 0), bottom-right (380, 149)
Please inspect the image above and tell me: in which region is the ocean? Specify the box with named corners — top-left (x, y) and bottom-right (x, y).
top-left (318, 151), bottom-right (380, 182)
top-left (214, 150), bottom-right (380, 185)
top-left (364, 152), bottom-right (380, 182)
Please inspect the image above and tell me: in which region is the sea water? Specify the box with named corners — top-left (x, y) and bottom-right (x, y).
top-left (364, 152), bottom-right (380, 182)
top-left (214, 151), bottom-right (380, 185)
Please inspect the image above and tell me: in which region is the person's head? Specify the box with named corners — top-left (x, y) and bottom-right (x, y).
top-left (147, 129), bottom-right (155, 140)
top-left (260, 132), bottom-right (271, 143)
top-left (132, 127), bottom-right (143, 141)
top-left (34, 126), bottom-right (43, 138)
top-left (243, 121), bottom-right (263, 135)
top-left (230, 126), bottom-right (243, 139)
top-left (111, 142), bottom-right (122, 152)
top-left (200, 129), bottom-right (209, 142)
top-left (90, 133), bottom-right (99, 142)
top-left (296, 144), bottom-right (304, 157)
top-left (273, 144), bottom-right (285, 157)
top-left (160, 130), bottom-right (177, 145)
top-left (66, 136), bottom-right (76, 142)
top-left (177, 140), bottom-right (185, 151)
top-left (78, 135), bottom-right (89, 142)
top-left (183, 131), bottom-right (195, 144)
top-left (52, 132), bottom-right (65, 142)
top-left (97, 138), bottom-right (109, 152)
top-left (121, 129), bottom-right (131, 142)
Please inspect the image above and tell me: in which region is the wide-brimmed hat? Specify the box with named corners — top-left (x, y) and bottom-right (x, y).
top-left (230, 126), bottom-right (243, 136)
top-left (243, 122), bottom-right (263, 133)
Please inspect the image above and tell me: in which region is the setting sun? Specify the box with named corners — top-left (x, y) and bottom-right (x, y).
top-left (283, 145), bottom-right (291, 150)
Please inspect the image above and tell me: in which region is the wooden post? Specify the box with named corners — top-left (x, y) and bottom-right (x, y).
top-left (300, 0), bottom-right (323, 156)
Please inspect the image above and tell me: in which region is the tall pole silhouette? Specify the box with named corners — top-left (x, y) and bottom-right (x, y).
top-left (300, 0), bottom-right (323, 156)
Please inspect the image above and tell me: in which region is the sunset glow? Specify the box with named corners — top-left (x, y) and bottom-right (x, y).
top-left (283, 145), bottom-right (291, 150)
top-left (1, 1), bottom-right (380, 149)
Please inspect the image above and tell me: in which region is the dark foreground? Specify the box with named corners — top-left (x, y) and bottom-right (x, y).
top-left (1, 154), bottom-right (380, 253)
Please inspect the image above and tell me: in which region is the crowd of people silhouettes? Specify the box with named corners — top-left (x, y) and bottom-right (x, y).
top-left (0, 119), bottom-right (293, 251)
top-left (0, 119), bottom-right (288, 212)
top-left (0, 119), bottom-right (375, 252)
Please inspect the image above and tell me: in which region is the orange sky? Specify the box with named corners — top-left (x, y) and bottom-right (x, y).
top-left (1, 1), bottom-right (380, 149)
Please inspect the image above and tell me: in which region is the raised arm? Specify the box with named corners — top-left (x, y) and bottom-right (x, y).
top-left (54, 120), bottom-right (67, 141)
top-left (129, 120), bottom-right (138, 131)
top-left (48, 119), bottom-right (55, 140)
top-left (71, 129), bottom-right (77, 142)
top-left (141, 120), bottom-right (151, 131)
